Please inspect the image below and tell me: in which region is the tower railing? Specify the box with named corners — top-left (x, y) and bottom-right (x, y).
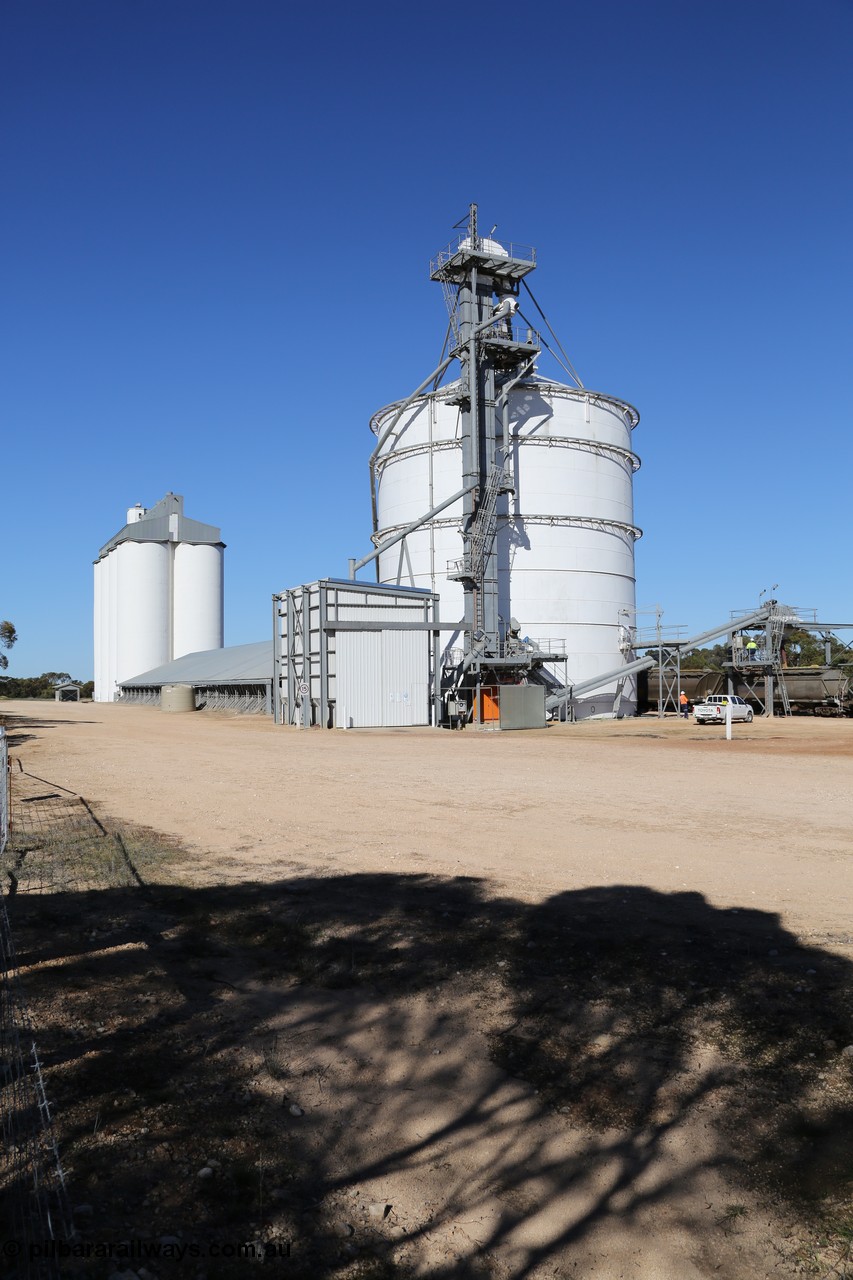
top-left (430, 238), bottom-right (536, 277)
top-left (481, 323), bottom-right (541, 346)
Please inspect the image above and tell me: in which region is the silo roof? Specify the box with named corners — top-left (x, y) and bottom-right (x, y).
top-left (96, 492), bottom-right (224, 561)
top-left (120, 641), bottom-right (271, 688)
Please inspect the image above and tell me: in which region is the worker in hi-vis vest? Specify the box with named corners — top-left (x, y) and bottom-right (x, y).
top-left (679, 691), bottom-right (689, 719)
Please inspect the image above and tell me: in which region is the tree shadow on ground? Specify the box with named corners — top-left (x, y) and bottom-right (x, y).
top-left (0, 712), bottom-right (100, 747)
top-left (3, 871), bottom-right (852, 1278)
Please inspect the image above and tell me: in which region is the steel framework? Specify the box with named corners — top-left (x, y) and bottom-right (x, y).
top-left (358, 204), bottom-right (565, 712)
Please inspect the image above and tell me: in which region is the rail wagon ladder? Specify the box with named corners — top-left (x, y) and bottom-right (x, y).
top-left (767, 612), bottom-right (792, 715)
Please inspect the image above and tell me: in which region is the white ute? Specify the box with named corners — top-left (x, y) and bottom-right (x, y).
top-left (694, 694), bottom-right (754, 724)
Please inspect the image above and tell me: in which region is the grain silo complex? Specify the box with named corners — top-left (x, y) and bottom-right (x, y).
top-left (93, 493), bottom-right (224, 702)
top-left (362, 205), bottom-right (642, 720)
top-left (91, 218), bottom-right (850, 728)
top-left (90, 214), bottom-right (643, 727)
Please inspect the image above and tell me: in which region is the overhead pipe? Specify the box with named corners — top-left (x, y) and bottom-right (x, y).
top-left (496, 355), bottom-right (537, 473)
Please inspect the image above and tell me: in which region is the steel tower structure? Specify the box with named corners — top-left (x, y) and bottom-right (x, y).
top-left (353, 205), bottom-right (568, 714)
top-left (428, 204), bottom-right (567, 687)
top-left (431, 204), bottom-right (538, 650)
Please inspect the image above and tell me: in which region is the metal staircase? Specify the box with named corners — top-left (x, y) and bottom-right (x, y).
top-left (440, 276), bottom-right (461, 347)
top-left (448, 458), bottom-right (514, 593)
top-left (768, 609), bottom-right (792, 715)
top-left (470, 461), bottom-right (513, 581)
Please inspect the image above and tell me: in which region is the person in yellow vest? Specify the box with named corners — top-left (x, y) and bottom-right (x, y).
top-left (746, 637), bottom-right (758, 661)
top-left (680, 690), bottom-right (689, 719)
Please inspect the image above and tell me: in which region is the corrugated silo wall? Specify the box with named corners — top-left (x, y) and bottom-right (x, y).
top-left (373, 378), bottom-right (641, 716)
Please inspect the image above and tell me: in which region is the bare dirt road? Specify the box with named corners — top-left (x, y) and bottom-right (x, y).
top-left (7, 701), bottom-right (853, 944)
top-left (2, 700), bottom-right (851, 1279)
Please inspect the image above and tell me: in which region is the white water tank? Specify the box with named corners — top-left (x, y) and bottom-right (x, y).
top-left (371, 378), bottom-right (641, 716)
top-left (93, 494), bottom-right (225, 702)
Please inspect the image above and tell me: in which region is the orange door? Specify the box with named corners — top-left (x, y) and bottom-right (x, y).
top-left (478, 687), bottom-right (500, 722)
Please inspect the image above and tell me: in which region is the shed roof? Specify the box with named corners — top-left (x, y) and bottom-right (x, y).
top-left (97, 493), bottom-right (224, 561)
top-left (120, 641), bottom-right (271, 688)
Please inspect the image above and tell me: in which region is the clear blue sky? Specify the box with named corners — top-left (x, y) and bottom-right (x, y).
top-left (2, 0), bottom-right (852, 679)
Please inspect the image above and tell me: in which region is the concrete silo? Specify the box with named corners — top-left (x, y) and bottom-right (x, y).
top-left (93, 493), bottom-right (224, 702)
top-left (367, 206), bottom-right (641, 718)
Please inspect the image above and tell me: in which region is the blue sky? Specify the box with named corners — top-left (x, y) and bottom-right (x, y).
top-left (2, 0), bottom-right (852, 679)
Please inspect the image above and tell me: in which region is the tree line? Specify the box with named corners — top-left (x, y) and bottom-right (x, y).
top-left (0, 620), bottom-right (94, 698)
top-left (0, 673), bottom-right (95, 699)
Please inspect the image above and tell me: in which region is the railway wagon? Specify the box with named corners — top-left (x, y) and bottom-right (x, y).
top-left (637, 666), bottom-right (851, 715)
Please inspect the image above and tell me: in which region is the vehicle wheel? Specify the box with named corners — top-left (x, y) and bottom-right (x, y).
top-left (747, 710), bottom-right (753, 722)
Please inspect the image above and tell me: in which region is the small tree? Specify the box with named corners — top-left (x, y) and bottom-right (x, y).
top-left (783, 628), bottom-right (852, 667)
top-left (0, 620), bottom-right (17, 671)
top-left (682, 643), bottom-right (729, 671)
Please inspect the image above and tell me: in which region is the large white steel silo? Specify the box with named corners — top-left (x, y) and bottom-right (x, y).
top-left (372, 381), bottom-right (640, 714)
top-left (93, 494), bottom-right (225, 701)
top-left (368, 209), bottom-right (641, 718)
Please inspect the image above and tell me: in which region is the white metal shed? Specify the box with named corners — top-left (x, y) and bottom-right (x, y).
top-left (274, 580), bottom-right (440, 729)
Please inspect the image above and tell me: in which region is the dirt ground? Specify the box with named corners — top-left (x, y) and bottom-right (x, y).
top-left (1, 700), bottom-right (852, 1279)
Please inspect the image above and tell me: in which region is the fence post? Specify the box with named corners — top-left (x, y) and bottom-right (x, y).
top-left (0, 726), bottom-right (8, 858)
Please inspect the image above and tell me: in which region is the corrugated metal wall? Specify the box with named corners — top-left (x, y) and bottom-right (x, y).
top-left (275, 580), bottom-right (437, 729)
top-left (336, 630), bottom-right (429, 727)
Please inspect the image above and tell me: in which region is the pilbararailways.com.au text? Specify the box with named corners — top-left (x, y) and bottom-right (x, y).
top-left (1, 1237), bottom-right (292, 1264)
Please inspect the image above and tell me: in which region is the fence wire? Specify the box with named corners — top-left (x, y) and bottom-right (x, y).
top-left (4, 763), bottom-right (142, 897)
top-left (0, 741), bottom-right (101, 1275)
top-left (0, 892), bottom-right (74, 1276)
